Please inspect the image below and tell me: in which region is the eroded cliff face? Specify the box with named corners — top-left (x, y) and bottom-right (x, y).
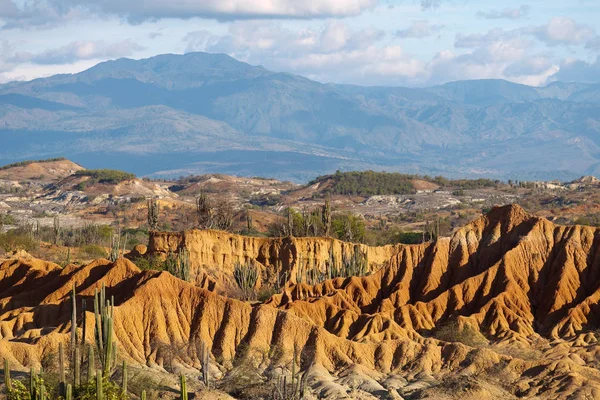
top-left (147, 230), bottom-right (402, 288)
top-left (4, 205), bottom-right (600, 399)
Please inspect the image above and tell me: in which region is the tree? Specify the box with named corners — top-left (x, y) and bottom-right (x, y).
top-left (332, 213), bottom-right (365, 243)
top-left (196, 191), bottom-right (214, 229)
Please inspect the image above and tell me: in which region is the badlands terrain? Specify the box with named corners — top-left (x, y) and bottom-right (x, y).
top-left (1, 159), bottom-right (600, 398)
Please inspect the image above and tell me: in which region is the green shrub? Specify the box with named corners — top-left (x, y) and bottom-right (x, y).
top-left (76, 376), bottom-right (129, 400)
top-left (0, 231), bottom-right (39, 252)
top-left (132, 256), bottom-right (165, 272)
top-left (81, 244), bottom-right (107, 259)
top-left (74, 169), bottom-right (135, 185)
top-left (7, 379), bottom-right (30, 400)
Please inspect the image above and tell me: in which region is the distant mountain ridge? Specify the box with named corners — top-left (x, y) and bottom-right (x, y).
top-left (0, 52), bottom-right (599, 181)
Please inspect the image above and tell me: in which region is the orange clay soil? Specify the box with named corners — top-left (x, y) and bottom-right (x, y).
top-left (3, 205), bottom-right (600, 399)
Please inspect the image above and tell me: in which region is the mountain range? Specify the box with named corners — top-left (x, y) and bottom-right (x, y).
top-left (1, 52), bottom-right (599, 181)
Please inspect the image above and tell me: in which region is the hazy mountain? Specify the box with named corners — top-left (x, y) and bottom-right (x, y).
top-left (0, 52), bottom-right (599, 181)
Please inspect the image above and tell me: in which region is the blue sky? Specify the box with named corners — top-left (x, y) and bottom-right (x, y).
top-left (1, 0), bottom-right (599, 86)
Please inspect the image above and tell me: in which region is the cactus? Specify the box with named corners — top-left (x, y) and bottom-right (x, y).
top-left (71, 284), bottom-right (77, 352)
top-left (322, 198), bottom-right (331, 237)
top-left (96, 370), bottom-right (103, 400)
top-left (93, 284), bottom-right (114, 377)
top-left (88, 345), bottom-right (95, 383)
top-left (4, 359), bottom-right (11, 392)
top-left (109, 228), bottom-right (121, 262)
top-left (165, 249), bottom-right (191, 282)
top-left (246, 209), bottom-right (253, 232)
top-left (39, 382), bottom-right (45, 400)
top-left (74, 347), bottom-right (81, 387)
top-left (53, 215), bottom-right (61, 245)
top-left (82, 298), bottom-right (87, 346)
top-left (177, 248), bottom-right (191, 282)
top-left (66, 383), bottom-right (72, 400)
top-left (121, 360), bottom-right (127, 395)
top-left (141, 390), bottom-right (147, 400)
top-left (29, 367), bottom-right (35, 398)
top-left (59, 342), bottom-right (66, 396)
top-left (147, 198), bottom-right (159, 231)
top-left (233, 261), bottom-right (258, 301)
top-left (180, 374), bottom-right (188, 400)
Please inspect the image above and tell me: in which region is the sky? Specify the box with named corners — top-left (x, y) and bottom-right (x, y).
top-left (0, 0), bottom-right (599, 87)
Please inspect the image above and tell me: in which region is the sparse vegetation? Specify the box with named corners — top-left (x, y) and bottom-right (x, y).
top-left (433, 321), bottom-right (488, 347)
top-left (74, 169), bottom-right (136, 186)
top-left (0, 157), bottom-right (68, 170)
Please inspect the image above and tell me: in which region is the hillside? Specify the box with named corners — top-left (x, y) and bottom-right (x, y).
top-left (0, 53), bottom-right (599, 181)
top-left (0, 158), bottom-right (83, 182)
top-left (3, 205), bottom-right (600, 398)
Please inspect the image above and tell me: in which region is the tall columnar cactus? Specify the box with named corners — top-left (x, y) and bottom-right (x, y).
top-left (322, 198), bottom-right (331, 237)
top-left (96, 370), bottom-right (103, 400)
top-left (180, 374), bottom-right (188, 400)
top-left (59, 342), bottom-right (66, 397)
top-left (66, 384), bottom-right (72, 400)
top-left (87, 345), bottom-right (95, 383)
top-left (4, 359), bottom-right (11, 393)
top-left (141, 390), bottom-right (147, 400)
top-left (53, 215), bottom-right (61, 245)
top-left (246, 209), bottom-right (253, 232)
top-left (94, 284), bottom-right (115, 377)
top-left (109, 228), bottom-right (121, 262)
top-left (74, 347), bottom-right (81, 387)
top-left (29, 367), bottom-right (35, 398)
top-left (121, 360), bottom-right (127, 395)
top-left (71, 284), bottom-right (77, 352)
top-left (82, 298), bottom-right (87, 346)
top-left (177, 248), bottom-right (191, 282)
top-left (147, 198), bottom-right (159, 231)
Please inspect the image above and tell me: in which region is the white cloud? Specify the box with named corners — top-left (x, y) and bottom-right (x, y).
top-left (9, 0), bottom-right (378, 25)
top-left (476, 5), bottom-right (530, 20)
top-left (396, 20), bottom-right (443, 39)
top-left (529, 17), bottom-right (595, 46)
top-left (1, 39), bottom-right (144, 67)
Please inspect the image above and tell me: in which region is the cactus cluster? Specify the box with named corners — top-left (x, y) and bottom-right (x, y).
top-left (94, 284), bottom-right (116, 376)
top-left (295, 246), bottom-right (369, 285)
top-left (3, 283), bottom-right (129, 399)
top-left (164, 248), bottom-right (191, 282)
top-left (233, 261), bottom-right (259, 300)
top-left (272, 345), bottom-right (307, 400)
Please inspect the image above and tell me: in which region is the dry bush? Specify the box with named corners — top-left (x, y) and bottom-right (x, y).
top-left (433, 321), bottom-right (488, 347)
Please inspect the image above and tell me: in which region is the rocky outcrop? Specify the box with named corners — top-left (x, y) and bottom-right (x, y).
top-left (147, 230), bottom-right (401, 288)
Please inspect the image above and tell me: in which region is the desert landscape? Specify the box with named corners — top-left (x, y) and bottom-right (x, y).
top-left (1, 160), bottom-right (600, 399)
top-left (2, 1), bottom-right (600, 398)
